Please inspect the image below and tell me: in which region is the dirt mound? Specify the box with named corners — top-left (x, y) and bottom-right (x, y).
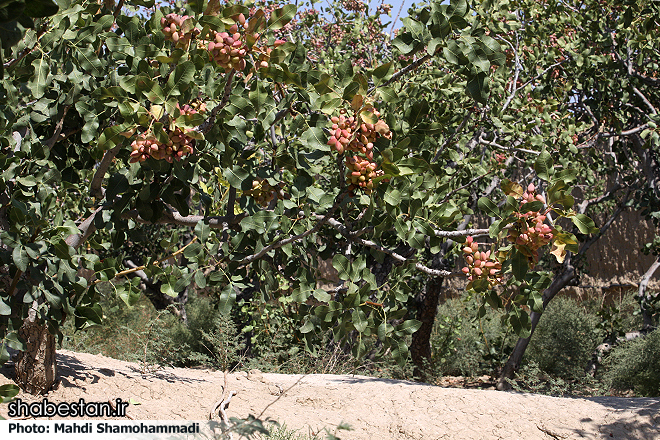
top-left (1, 350), bottom-right (659, 439)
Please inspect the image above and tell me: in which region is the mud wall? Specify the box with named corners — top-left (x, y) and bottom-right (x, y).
top-left (581, 209), bottom-right (657, 284)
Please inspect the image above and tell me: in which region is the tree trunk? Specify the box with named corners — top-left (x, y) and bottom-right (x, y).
top-left (411, 276), bottom-right (444, 382)
top-left (497, 263), bottom-right (577, 390)
top-left (14, 306), bottom-right (57, 395)
top-left (638, 256), bottom-right (660, 331)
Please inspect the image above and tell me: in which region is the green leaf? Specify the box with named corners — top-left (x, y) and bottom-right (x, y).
top-left (352, 309), bottom-right (368, 332)
top-left (301, 127), bottom-right (327, 151)
top-left (222, 166), bottom-right (250, 189)
top-left (27, 57), bottom-right (49, 99)
top-left (509, 309), bottom-right (531, 338)
top-left (371, 62), bottom-right (393, 85)
top-left (75, 304), bottom-right (103, 330)
top-left (478, 197), bottom-right (500, 218)
top-left (377, 86), bottom-right (398, 103)
top-left (511, 248), bottom-right (528, 281)
top-left (0, 298), bottom-right (11, 315)
top-left (427, 37), bottom-right (443, 56)
top-left (332, 254), bottom-right (350, 281)
top-left (313, 289), bottom-right (331, 302)
top-left (398, 319), bottom-right (422, 334)
top-left (300, 319), bottom-right (314, 334)
top-left (24, 0), bottom-right (58, 19)
top-left (218, 284), bottom-right (236, 315)
top-left (466, 72), bottom-right (488, 104)
top-left (267, 4), bottom-right (296, 30)
top-left (75, 47), bottom-right (103, 77)
top-left (106, 172), bottom-right (129, 200)
top-left (97, 124), bottom-right (131, 150)
top-left (12, 245), bottom-right (28, 272)
top-left (383, 188), bottom-right (402, 206)
top-left (166, 61), bottom-right (195, 97)
top-left (194, 220), bottom-right (210, 242)
top-left (335, 59), bottom-right (353, 86)
top-left (240, 211), bottom-right (278, 234)
top-left (534, 149), bottom-right (554, 181)
top-left (570, 214), bottom-right (599, 234)
top-left (118, 279), bottom-right (141, 306)
top-left (160, 280), bottom-right (177, 297)
top-left (0, 384), bottom-right (20, 404)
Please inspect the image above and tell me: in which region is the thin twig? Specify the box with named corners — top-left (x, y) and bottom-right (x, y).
top-left (44, 105), bottom-right (71, 149)
top-left (200, 69), bottom-right (236, 134)
top-left (90, 236), bottom-right (198, 287)
top-left (368, 53), bottom-right (434, 93)
top-left (438, 170), bottom-right (494, 205)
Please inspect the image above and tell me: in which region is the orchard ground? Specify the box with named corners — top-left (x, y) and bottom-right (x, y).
top-left (1, 350), bottom-right (659, 439)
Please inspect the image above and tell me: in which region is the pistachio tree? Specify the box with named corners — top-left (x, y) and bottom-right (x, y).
top-left (0, 0), bottom-right (601, 396)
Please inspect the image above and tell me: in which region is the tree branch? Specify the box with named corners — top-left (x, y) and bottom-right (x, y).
top-left (122, 208), bottom-right (246, 229)
top-left (199, 69), bottom-right (235, 134)
top-left (368, 53), bottom-right (434, 93)
top-left (321, 216), bottom-right (457, 278)
top-left (65, 206), bottom-right (104, 249)
top-left (90, 143), bottom-right (123, 199)
top-left (44, 105), bottom-right (71, 149)
top-left (502, 59), bottom-right (567, 113)
top-left (479, 137), bottom-right (541, 156)
top-left (235, 194), bottom-right (346, 266)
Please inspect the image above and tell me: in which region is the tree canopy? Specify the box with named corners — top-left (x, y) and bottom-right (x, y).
top-left (1, 0), bottom-right (658, 395)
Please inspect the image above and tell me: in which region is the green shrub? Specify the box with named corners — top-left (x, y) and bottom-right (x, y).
top-left (525, 296), bottom-right (602, 380)
top-left (602, 328), bottom-right (660, 396)
top-left (160, 294), bottom-right (245, 370)
top-left (432, 296), bottom-right (515, 378)
top-left (61, 284), bottom-right (163, 363)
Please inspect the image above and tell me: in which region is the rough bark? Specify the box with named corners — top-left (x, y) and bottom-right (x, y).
top-left (497, 263), bottom-right (578, 390)
top-left (411, 276), bottom-right (444, 381)
top-left (13, 304), bottom-right (57, 395)
top-left (124, 259), bottom-right (189, 323)
top-left (638, 256), bottom-right (660, 331)
top-left (497, 186), bottom-right (631, 390)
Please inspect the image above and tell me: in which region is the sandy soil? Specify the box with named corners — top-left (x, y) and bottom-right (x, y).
top-left (1, 350), bottom-right (659, 439)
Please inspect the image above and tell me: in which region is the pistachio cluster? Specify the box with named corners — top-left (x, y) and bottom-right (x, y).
top-left (207, 19), bottom-right (248, 71)
top-left (461, 236), bottom-right (503, 288)
top-left (345, 155), bottom-right (383, 194)
top-left (327, 109), bottom-right (391, 160)
top-left (253, 39), bottom-right (287, 69)
top-left (129, 103), bottom-right (204, 164)
top-left (507, 183), bottom-right (554, 266)
top-left (160, 14), bottom-right (200, 49)
top-left (246, 179), bottom-right (282, 207)
top-left (327, 105), bottom-right (391, 194)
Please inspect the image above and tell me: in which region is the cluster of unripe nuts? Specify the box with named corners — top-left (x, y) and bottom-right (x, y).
top-left (507, 183), bottom-right (554, 266)
top-left (461, 236), bottom-right (503, 287)
top-left (245, 179), bottom-right (284, 207)
top-left (345, 155), bottom-right (384, 194)
top-left (129, 104), bottom-right (204, 164)
top-left (160, 14), bottom-right (200, 49)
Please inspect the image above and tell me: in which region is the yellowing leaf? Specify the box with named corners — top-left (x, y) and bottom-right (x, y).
top-left (501, 178), bottom-right (523, 198)
top-left (360, 110), bottom-right (378, 124)
top-left (150, 105), bottom-right (164, 120)
top-left (550, 242), bottom-right (567, 263)
top-left (351, 94), bottom-right (364, 112)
